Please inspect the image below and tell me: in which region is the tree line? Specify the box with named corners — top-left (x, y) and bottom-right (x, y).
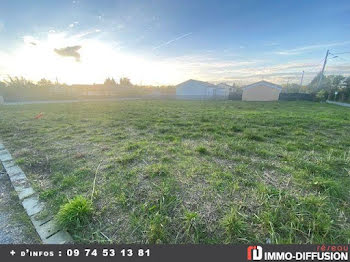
top-left (1, 74), bottom-right (350, 102)
top-left (0, 76), bottom-right (175, 92)
top-left (282, 73), bottom-right (350, 102)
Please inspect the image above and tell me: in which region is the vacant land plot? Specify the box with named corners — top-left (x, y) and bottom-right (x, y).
top-left (0, 100), bottom-right (349, 244)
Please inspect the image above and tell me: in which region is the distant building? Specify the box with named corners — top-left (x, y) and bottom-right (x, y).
top-left (242, 80), bottom-right (282, 101)
top-left (176, 79), bottom-right (229, 99)
top-left (216, 83), bottom-right (232, 89)
top-left (218, 82), bottom-right (239, 95)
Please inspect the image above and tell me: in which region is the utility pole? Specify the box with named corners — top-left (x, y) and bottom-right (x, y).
top-left (316, 49), bottom-right (329, 90)
top-left (300, 71), bottom-right (304, 88)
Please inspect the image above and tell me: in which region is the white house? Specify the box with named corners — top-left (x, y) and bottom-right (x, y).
top-left (242, 80), bottom-right (282, 101)
top-left (216, 83), bottom-right (231, 97)
top-left (216, 83), bottom-right (231, 89)
top-left (176, 79), bottom-right (229, 99)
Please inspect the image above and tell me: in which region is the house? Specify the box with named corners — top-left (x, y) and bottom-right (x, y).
top-left (214, 86), bottom-right (230, 98)
top-left (216, 83), bottom-right (231, 97)
top-left (216, 83), bottom-right (231, 89)
top-left (242, 80), bottom-right (282, 101)
top-left (176, 79), bottom-right (229, 99)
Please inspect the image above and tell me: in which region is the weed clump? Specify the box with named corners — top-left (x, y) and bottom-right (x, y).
top-left (222, 207), bottom-right (247, 243)
top-left (243, 131), bottom-right (265, 141)
top-left (231, 125), bottom-right (243, 132)
top-left (147, 213), bottom-right (169, 244)
top-left (146, 164), bottom-right (169, 177)
top-left (56, 196), bottom-right (93, 231)
top-left (196, 146), bottom-right (209, 155)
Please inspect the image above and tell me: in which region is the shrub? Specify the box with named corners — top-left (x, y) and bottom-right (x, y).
top-left (56, 196), bottom-right (93, 231)
top-left (315, 90), bottom-right (328, 101)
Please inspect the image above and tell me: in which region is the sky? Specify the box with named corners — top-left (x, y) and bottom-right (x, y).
top-left (0, 0), bottom-right (349, 85)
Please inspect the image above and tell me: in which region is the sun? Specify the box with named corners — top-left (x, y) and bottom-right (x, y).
top-left (1, 31), bottom-right (184, 85)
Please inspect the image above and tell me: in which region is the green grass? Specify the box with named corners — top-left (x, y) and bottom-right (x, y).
top-left (56, 196), bottom-right (93, 232)
top-left (0, 100), bottom-right (349, 243)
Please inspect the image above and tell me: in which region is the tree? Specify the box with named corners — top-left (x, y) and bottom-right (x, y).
top-left (326, 75), bottom-right (345, 101)
top-left (119, 77), bottom-right (132, 88)
top-left (315, 89), bottom-right (328, 101)
top-left (308, 74), bottom-right (350, 102)
top-left (328, 75), bottom-right (345, 90)
top-left (104, 77), bottom-right (117, 88)
top-left (4, 76), bottom-right (35, 88)
top-left (337, 76), bottom-right (350, 102)
top-left (307, 73), bottom-right (331, 93)
top-left (282, 83), bottom-right (301, 93)
top-left (37, 78), bottom-right (53, 88)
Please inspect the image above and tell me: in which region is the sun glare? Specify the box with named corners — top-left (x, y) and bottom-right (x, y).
top-left (2, 32), bottom-right (185, 85)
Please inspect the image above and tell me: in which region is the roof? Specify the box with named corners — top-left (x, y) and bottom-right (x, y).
top-left (176, 79), bottom-right (217, 88)
top-left (243, 80), bottom-right (282, 91)
top-left (216, 83), bottom-right (231, 88)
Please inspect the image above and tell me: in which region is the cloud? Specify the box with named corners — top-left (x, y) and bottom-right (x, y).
top-left (23, 35), bottom-right (40, 46)
top-left (218, 60), bottom-right (350, 85)
top-left (2, 29), bottom-right (349, 86)
top-left (116, 24), bottom-right (125, 30)
top-left (68, 21), bottom-right (79, 28)
top-left (153, 32), bottom-right (192, 50)
top-left (75, 29), bottom-right (101, 38)
top-left (273, 41), bottom-right (350, 55)
top-left (54, 45), bottom-right (81, 62)
top-left (97, 14), bottom-right (104, 21)
top-left (162, 52), bottom-right (350, 85)
top-left (0, 22), bottom-right (4, 32)
top-left (264, 42), bottom-right (279, 46)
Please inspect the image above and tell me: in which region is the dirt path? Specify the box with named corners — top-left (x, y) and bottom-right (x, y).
top-left (326, 100), bottom-right (350, 108)
top-left (0, 165), bottom-right (40, 244)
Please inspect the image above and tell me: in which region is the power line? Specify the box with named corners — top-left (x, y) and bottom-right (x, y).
top-left (332, 51), bottom-right (350, 55)
top-left (329, 51), bottom-right (348, 61)
top-left (330, 56), bottom-right (348, 62)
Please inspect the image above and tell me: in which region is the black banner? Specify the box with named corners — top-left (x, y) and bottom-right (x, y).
top-left (0, 244), bottom-right (349, 262)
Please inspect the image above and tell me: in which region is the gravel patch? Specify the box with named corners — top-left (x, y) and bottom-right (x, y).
top-left (0, 166), bottom-right (40, 244)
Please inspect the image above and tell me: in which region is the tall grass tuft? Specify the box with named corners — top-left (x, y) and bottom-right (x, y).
top-left (222, 207), bottom-right (247, 243)
top-left (56, 196), bottom-right (93, 231)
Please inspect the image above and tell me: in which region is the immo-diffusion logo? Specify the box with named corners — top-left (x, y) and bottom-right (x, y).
top-left (247, 246), bottom-right (263, 261)
top-left (247, 245), bottom-right (349, 261)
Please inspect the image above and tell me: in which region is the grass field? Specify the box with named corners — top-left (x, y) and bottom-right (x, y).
top-left (0, 100), bottom-right (349, 244)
